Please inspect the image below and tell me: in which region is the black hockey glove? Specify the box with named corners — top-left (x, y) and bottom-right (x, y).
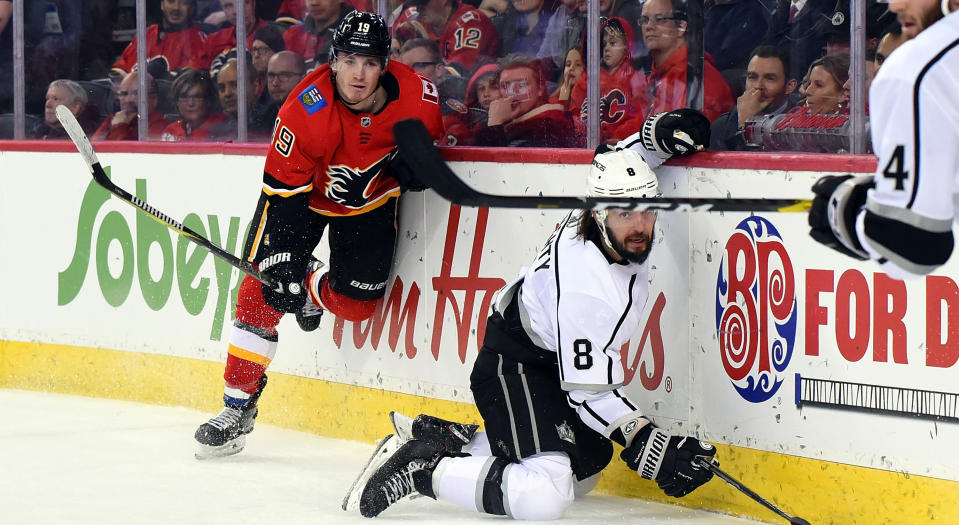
top-left (640, 109), bottom-right (711, 159)
top-left (260, 252), bottom-right (309, 313)
top-left (621, 420), bottom-right (715, 498)
top-left (808, 174), bottom-right (873, 260)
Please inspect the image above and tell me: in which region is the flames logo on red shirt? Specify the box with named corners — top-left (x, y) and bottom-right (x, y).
top-left (715, 217), bottom-right (797, 403)
top-left (325, 153), bottom-right (392, 208)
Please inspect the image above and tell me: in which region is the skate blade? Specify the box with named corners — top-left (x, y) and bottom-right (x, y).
top-left (342, 434), bottom-right (399, 512)
top-left (389, 411), bottom-right (414, 443)
top-left (194, 435), bottom-right (247, 460)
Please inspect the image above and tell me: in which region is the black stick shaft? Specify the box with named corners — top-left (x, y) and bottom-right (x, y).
top-left (393, 119), bottom-right (812, 213)
top-left (56, 105), bottom-right (275, 288)
top-left (695, 458), bottom-right (809, 524)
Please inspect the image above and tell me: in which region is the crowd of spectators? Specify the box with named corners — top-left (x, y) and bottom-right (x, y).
top-left (0, 0), bottom-right (905, 151)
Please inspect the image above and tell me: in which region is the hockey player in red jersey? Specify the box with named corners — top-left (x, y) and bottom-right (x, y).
top-left (193, 11), bottom-right (445, 459)
top-left (392, 0), bottom-right (500, 74)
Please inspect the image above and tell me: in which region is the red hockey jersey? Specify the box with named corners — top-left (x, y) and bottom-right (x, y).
top-left (392, 2), bottom-right (499, 74)
top-left (263, 61), bottom-right (445, 217)
top-left (112, 24), bottom-right (209, 76)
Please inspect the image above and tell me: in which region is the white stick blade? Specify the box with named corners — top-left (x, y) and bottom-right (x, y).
top-left (55, 105), bottom-right (99, 169)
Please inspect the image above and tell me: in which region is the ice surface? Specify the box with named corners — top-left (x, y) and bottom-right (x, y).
top-left (0, 390), bottom-right (764, 524)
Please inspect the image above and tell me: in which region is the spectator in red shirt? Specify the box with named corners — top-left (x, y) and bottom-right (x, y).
top-left (92, 71), bottom-right (170, 141)
top-left (283, 0), bottom-right (355, 66)
top-left (569, 17), bottom-right (648, 144)
top-left (392, 0), bottom-right (501, 75)
top-left (204, 0), bottom-right (269, 69)
top-left (112, 0), bottom-right (210, 78)
top-left (474, 53), bottom-right (576, 147)
top-left (161, 68), bottom-right (228, 141)
top-left (643, 0), bottom-right (733, 122)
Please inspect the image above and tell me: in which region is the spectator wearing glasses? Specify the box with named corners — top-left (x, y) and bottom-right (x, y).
top-left (474, 53), bottom-right (576, 147)
top-left (569, 17), bottom-right (648, 144)
top-left (161, 67), bottom-right (228, 141)
top-left (251, 24), bottom-right (286, 80)
top-left (398, 38), bottom-right (473, 145)
top-left (112, 0), bottom-right (210, 78)
top-left (266, 50), bottom-right (307, 106)
top-left (643, 0), bottom-right (733, 122)
top-left (92, 71), bottom-right (171, 141)
top-left (283, 0), bottom-right (355, 65)
top-left (204, 0), bottom-right (269, 69)
top-left (256, 50), bottom-right (307, 139)
top-left (710, 45), bottom-right (798, 151)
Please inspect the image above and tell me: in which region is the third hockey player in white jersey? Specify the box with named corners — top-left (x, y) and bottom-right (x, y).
top-left (343, 133), bottom-right (717, 520)
top-left (809, 1), bottom-right (959, 277)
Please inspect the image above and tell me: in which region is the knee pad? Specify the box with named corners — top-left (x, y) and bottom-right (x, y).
top-left (504, 453), bottom-right (575, 521)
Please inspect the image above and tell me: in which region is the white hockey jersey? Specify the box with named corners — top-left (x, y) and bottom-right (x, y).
top-left (492, 212), bottom-right (650, 439)
top-left (858, 11), bottom-right (959, 277)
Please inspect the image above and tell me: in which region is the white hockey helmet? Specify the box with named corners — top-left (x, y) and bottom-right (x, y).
top-left (587, 148), bottom-right (660, 199)
top-left (587, 148), bottom-right (660, 258)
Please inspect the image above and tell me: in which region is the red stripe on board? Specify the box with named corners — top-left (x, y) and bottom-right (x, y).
top-left (0, 140), bottom-right (877, 172)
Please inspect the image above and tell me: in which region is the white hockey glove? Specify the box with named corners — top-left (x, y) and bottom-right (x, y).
top-left (620, 419), bottom-right (716, 498)
top-left (640, 109), bottom-right (711, 160)
top-left (808, 174), bottom-right (873, 260)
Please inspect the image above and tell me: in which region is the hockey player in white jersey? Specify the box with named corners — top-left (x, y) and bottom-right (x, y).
top-left (808, 0), bottom-right (959, 277)
top-left (342, 111), bottom-right (717, 520)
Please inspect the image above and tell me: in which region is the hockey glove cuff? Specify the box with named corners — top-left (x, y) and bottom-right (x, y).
top-left (621, 422), bottom-right (716, 498)
top-left (640, 109), bottom-right (711, 160)
top-left (259, 252), bottom-right (309, 313)
top-left (808, 174), bottom-right (873, 260)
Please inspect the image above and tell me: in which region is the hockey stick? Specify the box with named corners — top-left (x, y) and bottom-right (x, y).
top-left (694, 458), bottom-right (811, 525)
top-left (55, 105), bottom-right (276, 288)
top-left (393, 119), bottom-right (812, 213)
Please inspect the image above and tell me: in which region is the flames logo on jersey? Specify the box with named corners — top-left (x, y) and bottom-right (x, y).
top-left (579, 89), bottom-right (627, 125)
top-left (325, 153), bottom-right (393, 208)
top-left (715, 217), bottom-right (797, 403)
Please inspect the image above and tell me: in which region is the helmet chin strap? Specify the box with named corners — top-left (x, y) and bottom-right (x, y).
top-left (594, 210), bottom-right (619, 258)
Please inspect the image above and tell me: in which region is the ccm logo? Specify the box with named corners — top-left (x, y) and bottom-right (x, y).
top-left (350, 279), bottom-right (387, 291)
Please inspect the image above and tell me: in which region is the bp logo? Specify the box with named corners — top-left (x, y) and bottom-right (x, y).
top-left (715, 216), bottom-right (797, 403)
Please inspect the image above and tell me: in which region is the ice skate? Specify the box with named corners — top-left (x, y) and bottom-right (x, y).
top-left (356, 439), bottom-right (445, 518)
top-left (194, 376), bottom-right (267, 459)
top-left (296, 258), bottom-right (325, 332)
top-left (389, 411), bottom-right (478, 452)
top-left (342, 434), bottom-right (401, 512)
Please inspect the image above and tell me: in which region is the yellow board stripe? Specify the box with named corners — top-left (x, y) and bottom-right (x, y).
top-left (309, 189), bottom-right (401, 217)
top-left (2, 339), bottom-right (957, 524)
top-left (226, 344), bottom-right (273, 367)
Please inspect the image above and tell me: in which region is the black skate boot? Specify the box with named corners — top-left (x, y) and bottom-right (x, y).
top-left (194, 375), bottom-right (268, 459)
top-left (357, 439), bottom-right (445, 518)
top-left (295, 258), bottom-right (325, 332)
top-left (390, 411), bottom-right (479, 452)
